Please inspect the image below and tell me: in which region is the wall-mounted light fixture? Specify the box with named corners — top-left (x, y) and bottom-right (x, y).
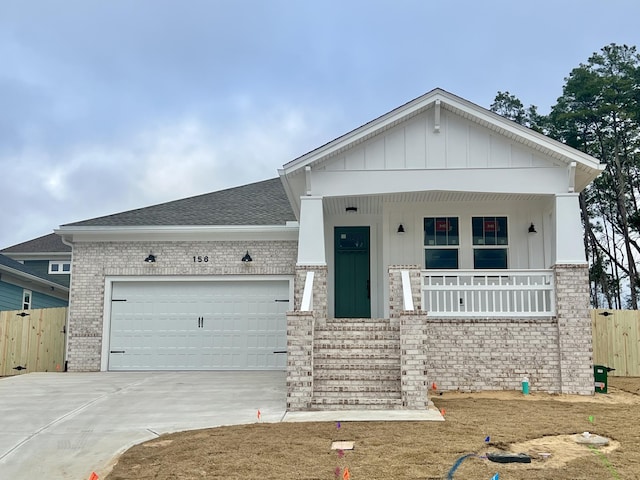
top-left (528, 223), bottom-right (537, 234)
top-left (345, 206), bottom-right (358, 213)
top-left (144, 253), bottom-right (156, 263)
top-left (397, 224), bottom-right (405, 234)
top-left (241, 251), bottom-right (253, 262)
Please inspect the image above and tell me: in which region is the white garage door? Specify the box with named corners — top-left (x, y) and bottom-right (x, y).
top-left (108, 280), bottom-right (289, 371)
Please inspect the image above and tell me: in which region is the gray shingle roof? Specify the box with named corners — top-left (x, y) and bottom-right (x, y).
top-left (0, 253), bottom-right (69, 288)
top-left (1, 233), bottom-right (71, 253)
top-left (63, 177), bottom-right (295, 227)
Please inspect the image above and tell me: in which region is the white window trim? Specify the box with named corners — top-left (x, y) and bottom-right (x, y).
top-left (22, 289), bottom-right (32, 310)
top-left (49, 261), bottom-right (71, 274)
top-left (472, 216), bottom-right (510, 269)
top-left (424, 216), bottom-right (460, 269)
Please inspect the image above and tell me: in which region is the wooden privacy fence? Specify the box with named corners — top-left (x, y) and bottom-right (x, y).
top-left (0, 307), bottom-right (66, 376)
top-left (592, 309), bottom-right (640, 377)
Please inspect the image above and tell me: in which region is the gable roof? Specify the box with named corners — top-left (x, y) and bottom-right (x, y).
top-left (1, 233), bottom-right (71, 254)
top-left (62, 177), bottom-right (295, 228)
top-left (280, 88), bottom-right (604, 190)
top-left (0, 254), bottom-right (69, 290)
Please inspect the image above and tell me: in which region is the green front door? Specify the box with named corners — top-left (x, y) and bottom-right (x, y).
top-left (334, 226), bottom-right (371, 318)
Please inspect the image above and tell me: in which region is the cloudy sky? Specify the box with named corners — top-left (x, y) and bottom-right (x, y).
top-left (2, 0), bottom-right (640, 248)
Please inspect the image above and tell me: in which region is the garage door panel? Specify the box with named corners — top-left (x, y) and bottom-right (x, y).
top-left (109, 280), bottom-right (289, 371)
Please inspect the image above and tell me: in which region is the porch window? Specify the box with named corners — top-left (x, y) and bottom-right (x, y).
top-left (472, 216), bottom-right (508, 269)
top-left (424, 217), bottom-right (459, 269)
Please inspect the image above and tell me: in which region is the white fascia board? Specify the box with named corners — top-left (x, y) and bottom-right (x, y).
top-left (278, 169), bottom-right (301, 220)
top-left (55, 224), bottom-right (300, 243)
top-left (0, 265), bottom-right (70, 293)
top-left (1, 252), bottom-right (71, 261)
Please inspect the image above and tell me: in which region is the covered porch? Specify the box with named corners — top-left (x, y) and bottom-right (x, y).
top-left (294, 189), bottom-right (584, 320)
top-left (285, 189), bottom-right (593, 411)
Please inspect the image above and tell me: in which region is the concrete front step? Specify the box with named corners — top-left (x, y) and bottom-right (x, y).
top-left (318, 325), bottom-right (399, 333)
top-left (314, 331), bottom-right (400, 341)
top-left (313, 353), bottom-right (400, 362)
top-left (314, 371), bottom-right (400, 381)
top-left (314, 384), bottom-right (401, 395)
top-left (320, 317), bottom-right (397, 326)
top-left (313, 340), bottom-right (400, 356)
top-left (310, 397), bottom-right (403, 409)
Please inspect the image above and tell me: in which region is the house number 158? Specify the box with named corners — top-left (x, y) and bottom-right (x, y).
top-left (193, 256), bottom-right (209, 263)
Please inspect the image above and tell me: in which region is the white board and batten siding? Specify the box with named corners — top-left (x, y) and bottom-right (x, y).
top-left (107, 280), bottom-right (290, 371)
top-left (319, 108), bottom-right (563, 172)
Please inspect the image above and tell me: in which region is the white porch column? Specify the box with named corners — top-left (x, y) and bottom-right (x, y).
top-left (297, 195), bottom-right (326, 266)
top-left (554, 193), bottom-right (586, 264)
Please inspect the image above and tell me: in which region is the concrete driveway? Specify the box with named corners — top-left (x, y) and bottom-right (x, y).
top-left (0, 371), bottom-right (287, 479)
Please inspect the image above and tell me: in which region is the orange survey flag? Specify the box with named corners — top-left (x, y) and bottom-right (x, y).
top-left (88, 473), bottom-right (99, 480)
top-left (343, 467), bottom-right (350, 480)
top-left (257, 410), bottom-right (261, 421)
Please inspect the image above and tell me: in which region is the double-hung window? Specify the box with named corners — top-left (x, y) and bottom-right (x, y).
top-left (49, 261), bottom-right (71, 274)
top-left (424, 217), bottom-right (459, 269)
top-left (22, 289), bottom-right (32, 310)
top-left (472, 216), bottom-right (508, 269)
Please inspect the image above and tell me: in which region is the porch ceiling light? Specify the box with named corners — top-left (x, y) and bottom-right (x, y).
top-left (397, 224), bottom-right (405, 234)
top-left (345, 206), bottom-right (358, 213)
top-left (241, 251), bottom-right (253, 262)
top-left (144, 253), bottom-right (156, 263)
top-left (528, 223), bottom-right (537, 234)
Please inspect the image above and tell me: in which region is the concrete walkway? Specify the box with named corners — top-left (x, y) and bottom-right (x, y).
top-left (0, 372), bottom-right (443, 479)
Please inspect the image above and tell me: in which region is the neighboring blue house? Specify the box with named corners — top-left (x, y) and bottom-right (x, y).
top-left (0, 234), bottom-right (71, 310)
top-left (1, 233), bottom-right (72, 289)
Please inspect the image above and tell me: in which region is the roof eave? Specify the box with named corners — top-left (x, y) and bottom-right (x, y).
top-left (0, 265), bottom-right (70, 293)
top-left (55, 224), bottom-right (300, 242)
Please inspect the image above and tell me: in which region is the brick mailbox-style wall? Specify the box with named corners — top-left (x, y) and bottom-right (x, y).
top-left (66, 240), bottom-right (298, 371)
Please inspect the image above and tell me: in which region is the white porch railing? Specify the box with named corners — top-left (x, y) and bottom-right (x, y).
top-left (421, 269), bottom-right (554, 317)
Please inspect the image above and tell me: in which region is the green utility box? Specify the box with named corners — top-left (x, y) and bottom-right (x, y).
top-left (594, 365), bottom-right (612, 393)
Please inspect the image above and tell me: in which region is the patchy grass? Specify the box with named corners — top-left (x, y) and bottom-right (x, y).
top-left (106, 377), bottom-right (640, 480)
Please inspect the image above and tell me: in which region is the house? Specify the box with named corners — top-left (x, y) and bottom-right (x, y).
top-left (1, 233), bottom-right (72, 289)
top-left (0, 253), bottom-right (69, 311)
top-left (55, 88), bottom-right (603, 411)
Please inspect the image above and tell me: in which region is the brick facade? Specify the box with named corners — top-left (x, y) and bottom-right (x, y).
top-left (554, 263), bottom-right (594, 394)
top-left (388, 265), bottom-right (423, 319)
top-left (422, 317), bottom-right (561, 392)
top-left (68, 241), bottom-right (593, 403)
top-left (285, 311), bottom-right (315, 410)
top-left (286, 265), bottom-right (327, 410)
top-left (67, 240), bottom-right (297, 371)
top-left (400, 312), bottom-right (428, 408)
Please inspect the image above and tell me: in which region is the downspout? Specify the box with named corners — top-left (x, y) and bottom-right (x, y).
top-left (58, 233), bottom-right (74, 372)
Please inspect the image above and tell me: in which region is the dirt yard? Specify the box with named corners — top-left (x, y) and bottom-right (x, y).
top-left (106, 377), bottom-right (640, 479)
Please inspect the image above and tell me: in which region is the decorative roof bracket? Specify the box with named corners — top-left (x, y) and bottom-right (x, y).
top-left (434, 99), bottom-right (441, 133)
top-left (305, 166), bottom-right (312, 195)
top-left (568, 161), bottom-right (576, 192)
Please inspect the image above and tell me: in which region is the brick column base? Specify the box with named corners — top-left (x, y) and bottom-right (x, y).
top-left (554, 264), bottom-right (594, 395)
top-left (400, 312), bottom-right (429, 409)
top-left (286, 311), bottom-right (314, 411)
